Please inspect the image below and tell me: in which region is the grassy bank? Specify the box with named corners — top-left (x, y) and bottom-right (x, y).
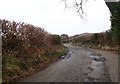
top-left (1, 20), bottom-right (69, 83)
top-left (2, 45), bottom-right (68, 82)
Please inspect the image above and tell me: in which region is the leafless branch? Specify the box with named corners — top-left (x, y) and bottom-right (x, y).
top-left (62, 0), bottom-right (67, 8)
top-left (62, 0), bottom-right (87, 18)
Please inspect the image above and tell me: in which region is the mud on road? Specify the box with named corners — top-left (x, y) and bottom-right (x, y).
top-left (19, 44), bottom-right (118, 82)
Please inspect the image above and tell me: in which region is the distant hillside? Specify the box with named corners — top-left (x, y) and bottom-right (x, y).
top-left (70, 33), bottom-right (93, 39)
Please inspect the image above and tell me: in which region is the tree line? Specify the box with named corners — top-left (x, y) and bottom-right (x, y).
top-left (1, 19), bottom-right (62, 57)
top-left (109, 2), bottom-right (120, 45)
top-left (69, 30), bottom-right (118, 51)
top-left (1, 19), bottom-right (67, 82)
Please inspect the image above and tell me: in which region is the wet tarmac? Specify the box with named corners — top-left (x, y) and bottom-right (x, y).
top-left (19, 44), bottom-right (118, 82)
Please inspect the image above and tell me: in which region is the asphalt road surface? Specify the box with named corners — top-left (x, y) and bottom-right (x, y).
top-left (19, 44), bottom-right (118, 82)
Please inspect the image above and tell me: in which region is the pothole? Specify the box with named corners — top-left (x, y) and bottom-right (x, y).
top-left (90, 53), bottom-right (106, 62)
top-left (59, 51), bottom-right (74, 59)
top-left (84, 77), bottom-right (96, 82)
top-left (83, 53), bottom-right (110, 82)
top-left (87, 67), bottom-right (93, 72)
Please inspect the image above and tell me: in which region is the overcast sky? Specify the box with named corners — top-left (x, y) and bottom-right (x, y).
top-left (0, 0), bottom-right (111, 36)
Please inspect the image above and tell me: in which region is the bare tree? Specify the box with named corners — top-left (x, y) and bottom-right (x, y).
top-left (62, 0), bottom-right (115, 17)
top-left (62, 0), bottom-right (88, 17)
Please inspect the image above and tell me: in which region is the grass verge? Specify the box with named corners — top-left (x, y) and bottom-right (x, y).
top-left (2, 45), bottom-right (68, 82)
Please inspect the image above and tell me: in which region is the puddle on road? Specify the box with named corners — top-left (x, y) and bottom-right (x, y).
top-left (91, 60), bottom-right (104, 67)
top-left (84, 53), bottom-right (110, 82)
top-left (90, 54), bottom-right (106, 62)
top-left (59, 51), bottom-right (74, 59)
top-left (68, 51), bottom-right (74, 54)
